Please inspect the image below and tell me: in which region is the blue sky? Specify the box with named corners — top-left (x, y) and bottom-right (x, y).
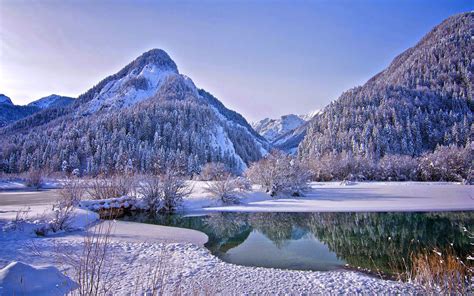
top-left (0, 0), bottom-right (472, 121)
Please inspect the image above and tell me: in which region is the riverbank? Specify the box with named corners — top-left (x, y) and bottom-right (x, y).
top-left (184, 181), bottom-right (473, 212)
top-left (0, 219), bottom-right (422, 294)
top-left (2, 182), bottom-right (470, 294)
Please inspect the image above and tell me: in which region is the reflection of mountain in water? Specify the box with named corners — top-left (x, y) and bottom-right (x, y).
top-left (123, 212), bottom-right (473, 274)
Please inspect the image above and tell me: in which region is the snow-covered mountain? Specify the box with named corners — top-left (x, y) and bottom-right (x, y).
top-left (0, 94), bottom-right (40, 127)
top-left (0, 94), bottom-right (74, 127)
top-left (0, 49), bottom-right (268, 174)
top-left (252, 114), bottom-right (306, 142)
top-left (0, 94), bottom-right (13, 105)
top-left (28, 94), bottom-right (74, 109)
top-left (299, 12), bottom-right (473, 160)
top-left (252, 110), bottom-right (321, 153)
top-left (299, 109), bottom-right (321, 121)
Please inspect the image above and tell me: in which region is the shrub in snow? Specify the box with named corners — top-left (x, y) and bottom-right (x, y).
top-left (378, 154), bottom-right (419, 181)
top-left (302, 143), bottom-right (471, 182)
top-left (246, 150), bottom-right (310, 197)
top-left (234, 176), bottom-right (252, 192)
top-left (418, 145), bottom-right (471, 182)
top-left (35, 179), bottom-right (86, 235)
top-left (199, 162), bottom-right (230, 181)
top-left (205, 176), bottom-right (246, 204)
top-left (139, 175), bottom-right (163, 213)
top-left (139, 173), bottom-right (190, 213)
top-left (87, 174), bottom-right (134, 200)
top-left (59, 177), bottom-right (85, 207)
top-left (305, 152), bottom-right (377, 181)
top-left (48, 202), bottom-right (76, 233)
top-left (159, 173), bottom-right (191, 213)
top-left (25, 168), bottom-right (43, 189)
top-left (2, 207), bottom-right (30, 232)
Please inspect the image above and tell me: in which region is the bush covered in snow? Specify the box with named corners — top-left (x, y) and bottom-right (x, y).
top-left (418, 145), bottom-right (471, 182)
top-left (303, 144), bottom-right (471, 182)
top-left (247, 150), bottom-right (310, 197)
top-left (199, 162), bottom-right (230, 181)
top-left (204, 176), bottom-right (248, 204)
top-left (139, 172), bottom-right (191, 213)
top-left (25, 168), bottom-right (43, 189)
top-left (87, 174), bottom-right (135, 200)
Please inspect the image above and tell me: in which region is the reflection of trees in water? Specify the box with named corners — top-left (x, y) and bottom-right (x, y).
top-left (124, 211), bottom-right (472, 274)
top-left (291, 212), bottom-right (471, 274)
top-left (203, 213), bottom-right (252, 253)
top-left (205, 212), bottom-right (472, 274)
top-left (248, 213), bottom-right (297, 248)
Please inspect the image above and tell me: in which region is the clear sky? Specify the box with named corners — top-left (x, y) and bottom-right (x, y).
top-left (0, 0), bottom-right (472, 121)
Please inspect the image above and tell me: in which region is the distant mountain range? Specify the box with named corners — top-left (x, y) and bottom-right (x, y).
top-left (252, 110), bottom-right (320, 153)
top-left (0, 94), bottom-right (74, 127)
top-left (0, 49), bottom-right (267, 174)
top-left (27, 94), bottom-right (74, 110)
top-left (252, 114), bottom-right (306, 143)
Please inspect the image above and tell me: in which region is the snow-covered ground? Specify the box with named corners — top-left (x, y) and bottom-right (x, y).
top-left (183, 181), bottom-right (473, 212)
top-left (0, 179), bottom-right (61, 191)
top-left (1, 181), bottom-right (470, 294)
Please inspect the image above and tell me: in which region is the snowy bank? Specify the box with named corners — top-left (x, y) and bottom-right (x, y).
top-left (187, 181), bottom-right (474, 212)
top-left (0, 261), bottom-right (78, 295)
top-left (0, 179), bottom-right (62, 191)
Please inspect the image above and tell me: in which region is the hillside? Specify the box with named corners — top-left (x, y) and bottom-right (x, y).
top-left (299, 12), bottom-right (473, 160)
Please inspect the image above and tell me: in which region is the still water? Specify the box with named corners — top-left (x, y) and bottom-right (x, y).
top-left (122, 212), bottom-right (473, 274)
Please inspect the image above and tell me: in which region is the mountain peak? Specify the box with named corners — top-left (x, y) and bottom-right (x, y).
top-left (0, 94), bottom-right (13, 106)
top-left (130, 48), bottom-right (178, 73)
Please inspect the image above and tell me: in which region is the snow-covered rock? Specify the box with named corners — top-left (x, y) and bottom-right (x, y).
top-left (0, 261), bottom-right (78, 295)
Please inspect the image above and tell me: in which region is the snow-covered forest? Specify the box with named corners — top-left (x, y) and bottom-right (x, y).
top-left (299, 13), bottom-right (472, 161)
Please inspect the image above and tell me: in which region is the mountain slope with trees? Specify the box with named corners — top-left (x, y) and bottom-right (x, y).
top-left (0, 49), bottom-right (267, 175)
top-left (299, 12), bottom-right (473, 163)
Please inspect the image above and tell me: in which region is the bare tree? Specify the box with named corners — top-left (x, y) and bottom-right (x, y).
top-left (199, 162), bottom-right (229, 181)
top-left (205, 176), bottom-right (243, 204)
top-left (139, 172), bottom-right (191, 213)
top-left (138, 175), bottom-right (162, 213)
top-left (60, 177), bottom-right (85, 207)
top-left (159, 172), bottom-right (191, 213)
top-left (246, 150), bottom-right (310, 197)
top-left (25, 168), bottom-right (43, 189)
top-left (87, 174), bottom-right (134, 200)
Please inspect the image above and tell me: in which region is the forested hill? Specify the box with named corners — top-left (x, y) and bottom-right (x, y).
top-left (299, 12), bottom-right (473, 160)
top-left (0, 49), bottom-right (267, 175)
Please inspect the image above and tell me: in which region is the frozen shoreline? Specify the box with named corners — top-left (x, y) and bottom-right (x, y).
top-left (1, 181), bottom-right (470, 294)
top-left (0, 222), bottom-right (423, 295)
top-left (184, 181), bottom-right (474, 213)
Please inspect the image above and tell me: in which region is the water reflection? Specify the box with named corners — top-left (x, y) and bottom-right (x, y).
top-left (123, 212), bottom-right (473, 273)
